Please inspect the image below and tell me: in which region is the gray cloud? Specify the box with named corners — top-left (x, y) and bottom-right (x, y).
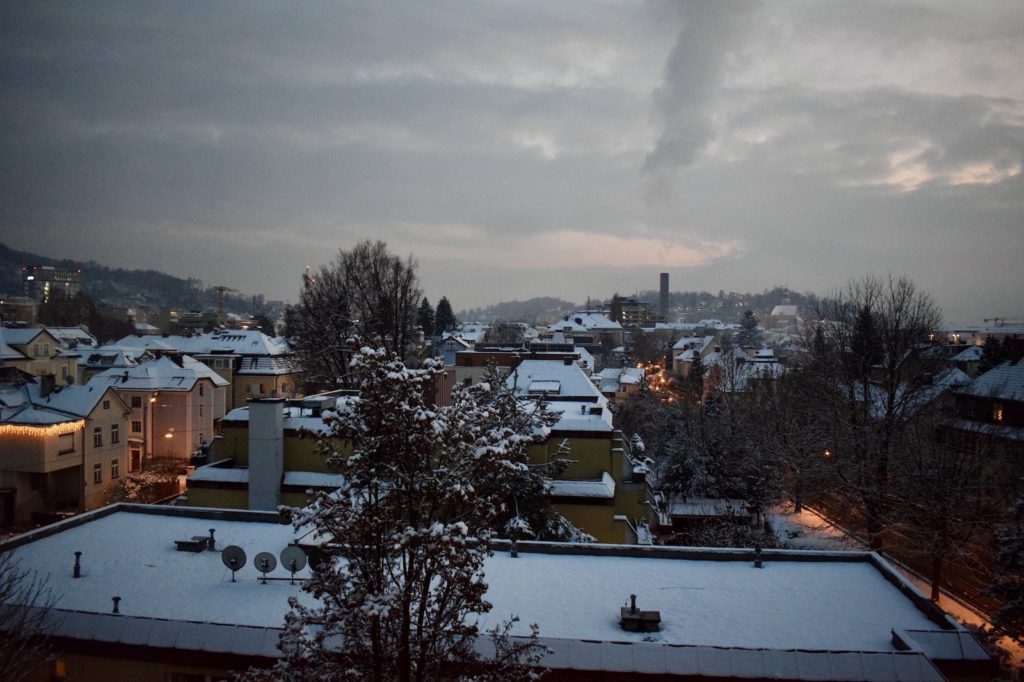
top-left (1, 1), bottom-right (1022, 322)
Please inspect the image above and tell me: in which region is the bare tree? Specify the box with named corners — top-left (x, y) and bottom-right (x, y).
top-left (890, 401), bottom-right (1000, 601)
top-left (0, 552), bottom-right (57, 682)
top-left (289, 241), bottom-right (422, 388)
top-left (809, 275), bottom-right (942, 549)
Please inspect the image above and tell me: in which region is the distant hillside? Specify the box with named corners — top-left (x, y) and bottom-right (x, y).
top-left (459, 297), bottom-right (578, 325)
top-left (460, 286), bottom-right (821, 326)
top-left (0, 242), bottom-right (268, 314)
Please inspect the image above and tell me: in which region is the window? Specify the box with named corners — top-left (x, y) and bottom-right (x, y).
top-left (93, 427), bottom-right (102, 447)
top-left (199, 383), bottom-right (204, 397)
top-left (111, 459), bottom-right (120, 479)
top-left (58, 432), bottom-right (74, 454)
top-left (199, 404), bottom-right (203, 417)
top-left (61, 366), bottom-right (68, 381)
top-left (130, 446), bottom-right (142, 472)
top-left (994, 403), bottom-right (1005, 422)
top-left (30, 473), bottom-right (46, 491)
top-left (111, 424), bottom-right (120, 444)
top-left (92, 463), bottom-right (102, 485)
top-left (42, 343), bottom-right (50, 356)
top-left (32, 343), bottom-right (39, 356)
top-left (131, 420), bottom-right (142, 434)
top-left (103, 400), bottom-right (110, 410)
top-left (131, 396), bottom-right (142, 408)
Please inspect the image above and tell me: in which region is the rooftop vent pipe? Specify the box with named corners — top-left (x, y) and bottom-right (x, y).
top-left (73, 551), bottom-right (82, 579)
top-left (620, 594), bottom-right (661, 632)
top-left (112, 596), bottom-right (121, 614)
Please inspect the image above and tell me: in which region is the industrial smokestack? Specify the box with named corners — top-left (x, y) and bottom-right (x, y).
top-left (659, 273), bottom-right (669, 319)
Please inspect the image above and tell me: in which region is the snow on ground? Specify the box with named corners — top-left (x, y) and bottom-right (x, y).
top-left (769, 503), bottom-right (868, 551)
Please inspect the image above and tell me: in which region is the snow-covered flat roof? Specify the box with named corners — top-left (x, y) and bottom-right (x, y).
top-left (548, 472), bottom-right (615, 499)
top-left (546, 400), bottom-right (614, 432)
top-left (1, 506), bottom-right (960, 678)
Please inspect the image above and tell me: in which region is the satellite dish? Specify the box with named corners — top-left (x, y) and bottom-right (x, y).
top-left (255, 552), bottom-right (277, 584)
top-left (221, 545), bottom-right (247, 582)
top-left (280, 546), bottom-right (307, 584)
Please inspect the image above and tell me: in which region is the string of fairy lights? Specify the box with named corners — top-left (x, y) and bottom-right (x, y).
top-left (0, 420), bottom-right (85, 437)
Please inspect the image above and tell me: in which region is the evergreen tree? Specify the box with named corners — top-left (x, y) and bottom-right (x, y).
top-left (417, 297), bottom-right (435, 338)
top-left (736, 310), bottom-right (761, 347)
top-left (608, 293), bottom-right (623, 324)
top-left (254, 346), bottom-right (547, 681)
top-left (435, 296), bottom-right (457, 334)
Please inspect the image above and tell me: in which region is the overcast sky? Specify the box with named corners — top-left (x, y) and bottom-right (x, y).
top-left (2, 1), bottom-right (1022, 322)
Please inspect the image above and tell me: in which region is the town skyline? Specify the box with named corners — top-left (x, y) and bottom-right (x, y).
top-left (3, 2), bottom-right (1022, 322)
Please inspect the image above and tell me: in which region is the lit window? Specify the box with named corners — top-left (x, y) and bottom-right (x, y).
top-left (93, 463), bottom-right (102, 484)
top-left (111, 424), bottom-right (120, 444)
top-left (994, 403), bottom-right (1004, 422)
top-left (131, 420), bottom-right (142, 433)
top-left (93, 427), bottom-right (102, 447)
top-left (111, 459), bottom-right (119, 479)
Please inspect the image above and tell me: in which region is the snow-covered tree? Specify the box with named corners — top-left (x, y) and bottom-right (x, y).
top-left (472, 365), bottom-right (579, 541)
top-left (251, 345), bottom-right (548, 681)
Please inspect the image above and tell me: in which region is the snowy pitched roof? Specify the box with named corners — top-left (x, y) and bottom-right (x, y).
top-left (235, 355), bottom-right (298, 376)
top-left (92, 355), bottom-right (228, 392)
top-left (672, 335), bottom-right (715, 352)
top-left (961, 360), bottom-right (1024, 401)
top-left (950, 345), bottom-right (984, 362)
top-left (0, 505), bottom-right (964, 678)
top-left (549, 311), bottom-right (622, 332)
top-left (510, 359), bottom-right (604, 401)
top-left (595, 367), bottom-right (644, 393)
top-left (2, 327), bottom-right (53, 348)
top-left (113, 330), bottom-right (292, 357)
top-left (188, 330), bottom-right (291, 356)
top-left (771, 305), bottom-right (799, 317)
top-left (0, 333), bottom-right (26, 361)
top-left (46, 326), bottom-right (98, 348)
top-left (80, 350), bottom-right (139, 370)
top-left (111, 335), bottom-right (180, 352)
top-left (27, 382), bottom-right (128, 418)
